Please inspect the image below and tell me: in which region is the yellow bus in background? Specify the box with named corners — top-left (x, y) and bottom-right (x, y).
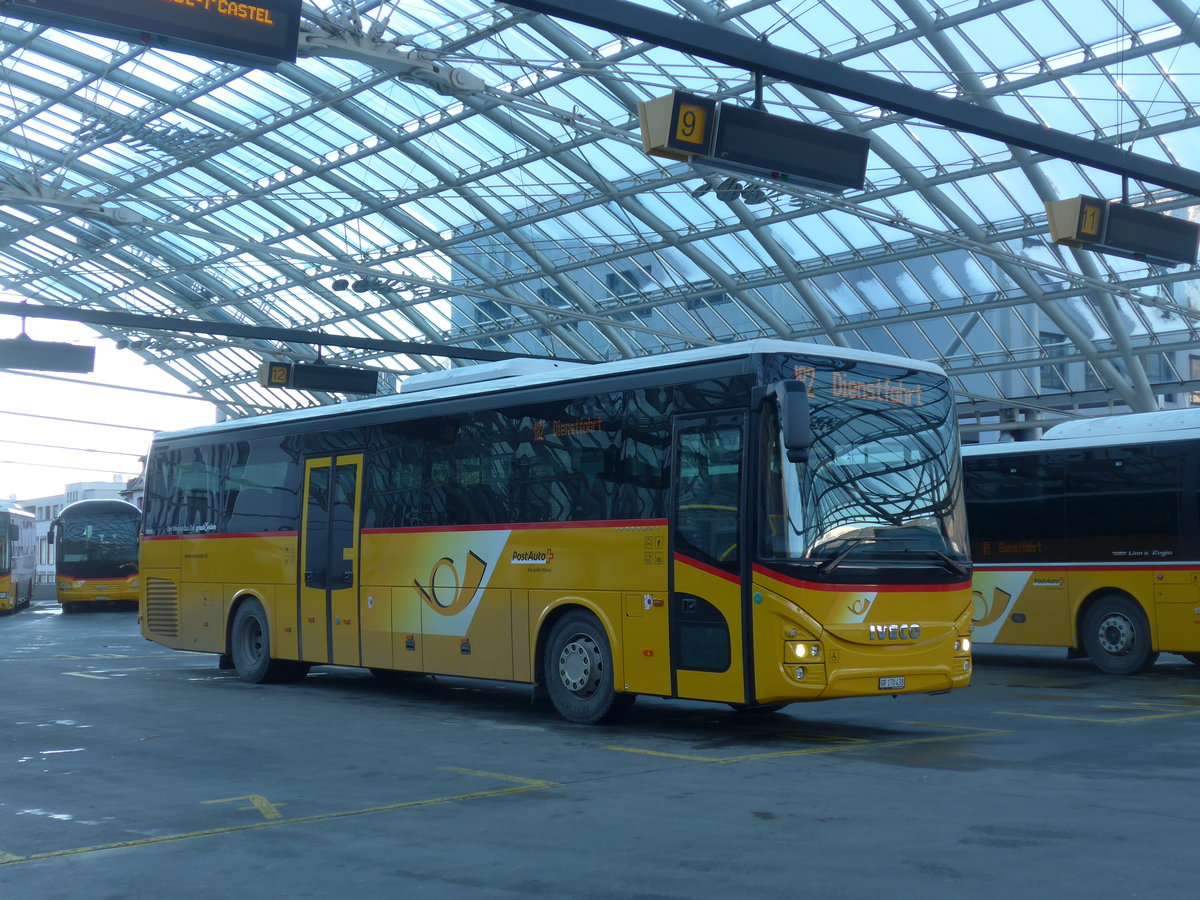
top-left (139, 340), bottom-right (973, 724)
top-left (51, 499), bottom-right (141, 613)
top-left (964, 408), bottom-right (1200, 674)
top-left (0, 502), bottom-right (35, 615)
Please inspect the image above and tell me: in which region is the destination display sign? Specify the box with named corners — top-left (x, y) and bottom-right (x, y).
top-left (3, 0), bottom-right (302, 66)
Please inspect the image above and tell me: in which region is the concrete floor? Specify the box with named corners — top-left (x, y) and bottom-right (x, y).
top-left (2, 598), bottom-right (1199, 899)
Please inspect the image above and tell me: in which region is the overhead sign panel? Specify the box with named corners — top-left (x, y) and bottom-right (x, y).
top-left (257, 360), bottom-right (378, 395)
top-left (0, 336), bottom-right (94, 372)
top-left (1046, 195), bottom-right (1199, 267)
top-left (638, 91), bottom-right (870, 192)
top-left (2, 0), bottom-right (302, 66)
top-left (711, 103), bottom-right (870, 191)
top-left (638, 90), bottom-right (717, 162)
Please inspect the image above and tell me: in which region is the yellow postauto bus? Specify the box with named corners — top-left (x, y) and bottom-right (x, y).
top-left (140, 340), bottom-right (973, 723)
top-left (964, 408), bottom-right (1200, 674)
top-left (51, 499), bottom-right (141, 613)
top-left (1, 502), bottom-right (35, 615)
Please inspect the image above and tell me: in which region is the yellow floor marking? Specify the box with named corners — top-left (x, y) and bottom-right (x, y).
top-left (440, 767), bottom-right (557, 787)
top-left (776, 732), bottom-right (870, 745)
top-left (0, 770), bottom-right (559, 868)
top-left (202, 795), bottom-right (284, 820)
top-left (605, 725), bottom-right (1011, 764)
top-left (62, 672), bottom-right (109, 680)
top-left (998, 704), bottom-right (1200, 724)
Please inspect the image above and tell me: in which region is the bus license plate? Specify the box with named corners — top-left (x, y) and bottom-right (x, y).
top-left (879, 676), bottom-right (905, 690)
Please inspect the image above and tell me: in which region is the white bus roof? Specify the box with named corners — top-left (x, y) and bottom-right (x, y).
top-left (158, 339), bottom-right (948, 442)
top-left (963, 407), bottom-right (1200, 457)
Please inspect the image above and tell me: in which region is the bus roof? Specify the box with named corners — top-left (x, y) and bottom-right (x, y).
top-left (0, 501), bottom-right (34, 519)
top-left (56, 499), bottom-right (141, 519)
top-left (963, 407), bottom-right (1200, 458)
top-left (156, 338), bottom-right (948, 443)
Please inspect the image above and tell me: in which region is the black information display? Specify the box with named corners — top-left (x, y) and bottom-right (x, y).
top-left (258, 360), bottom-right (378, 395)
top-left (3, 0), bottom-right (302, 66)
top-left (713, 103), bottom-right (870, 191)
top-left (1046, 195), bottom-right (1199, 266)
top-left (0, 336), bottom-right (94, 372)
top-left (1103, 202), bottom-right (1200, 267)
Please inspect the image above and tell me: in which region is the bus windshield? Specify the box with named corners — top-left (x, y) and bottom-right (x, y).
top-left (57, 513), bottom-right (140, 579)
top-left (761, 362), bottom-right (968, 577)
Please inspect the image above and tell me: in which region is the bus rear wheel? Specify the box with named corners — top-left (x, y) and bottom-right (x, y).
top-left (544, 610), bottom-right (634, 725)
top-left (1081, 595), bottom-right (1158, 675)
top-left (230, 599), bottom-right (309, 684)
top-left (1181, 653), bottom-right (1200, 666)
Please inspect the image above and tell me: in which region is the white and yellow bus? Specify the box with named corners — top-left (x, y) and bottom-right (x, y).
top-left (0, 502), bottom-right (35, 615)
top-left (140, 340), bottom-right (973, 723)
top-left (964, 408), bottom-right (1200, 674)
top-left (51, 499), bottom-right (141, 613)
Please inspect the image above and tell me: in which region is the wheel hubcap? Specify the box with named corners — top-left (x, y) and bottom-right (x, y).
top-left (558, 634), bottom-right (601, 697)
top-left (241, 620), bottom-right (264, 662)
top-left (1097, 613), bottom-right (1134, 655)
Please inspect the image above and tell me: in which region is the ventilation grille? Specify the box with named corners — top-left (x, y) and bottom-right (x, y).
top-left (145, 577), bottom-right (179, 637)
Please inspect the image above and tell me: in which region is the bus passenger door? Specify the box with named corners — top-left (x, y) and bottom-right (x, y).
top-left (299, 455), bottom-right (364, 666)
top-left (670, 414), bottom-right (748, 705)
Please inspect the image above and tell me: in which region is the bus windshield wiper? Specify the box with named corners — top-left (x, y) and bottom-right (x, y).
top-left (814, 536), bottom-right (873, 575)
top-left (932, 551), bottom-right (970, 579)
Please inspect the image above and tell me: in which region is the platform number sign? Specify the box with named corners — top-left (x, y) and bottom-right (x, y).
top-left (673, 100), bottom-right (710, 148)
top-left (1077, 200), bottom-right (1105, 240)
top-left (665, 91), bottom-right (716, 156)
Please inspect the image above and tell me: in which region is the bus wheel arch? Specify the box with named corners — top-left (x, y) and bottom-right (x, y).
top-left (537, 604), bottom-right (634, 725)
top-left (1077, 591), bottom-right (1158, 675)
top-left (227, 594), bottom-right (309, 684)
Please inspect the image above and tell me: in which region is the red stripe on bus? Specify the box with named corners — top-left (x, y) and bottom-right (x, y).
top-left (753, 563), bottom-right (970, 593)
top-left (974, 563), bottom-right (1200, 572)
top-left (362, 519), bottom-right (668, 535)
top-left (673, 552), bottom-right (740, 584)
top-left (142, 531), bottom-right (300, 541)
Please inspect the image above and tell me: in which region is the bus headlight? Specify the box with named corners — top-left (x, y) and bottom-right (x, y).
top-left (955, 638), bottom-right (972, 653)
top-left (788, 641), bottom-right (821, 660)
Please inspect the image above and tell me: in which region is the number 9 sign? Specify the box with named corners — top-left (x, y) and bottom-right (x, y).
top-left (674, 102), bottom-right (708, 146)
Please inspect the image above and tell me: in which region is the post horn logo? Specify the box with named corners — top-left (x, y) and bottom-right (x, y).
top-left (848, 597), bottom-right (872, 616)
top-left (972, 586), bottom-right (1012, 627)
top-left (413, 551), bottom-right (487, 616)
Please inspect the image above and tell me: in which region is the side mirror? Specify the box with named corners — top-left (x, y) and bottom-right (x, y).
top-left (8, 524), bottom-right (18, 542)
top-left (47, 523), bottom-right (56, 546)
top-left (772, 381), bottom-right (812, 463)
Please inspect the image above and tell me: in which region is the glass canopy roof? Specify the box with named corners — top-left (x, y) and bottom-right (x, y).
top-left (0, 0), bottom-right (1197, 436)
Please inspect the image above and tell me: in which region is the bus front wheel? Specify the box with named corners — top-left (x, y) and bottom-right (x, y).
top-left (230, 599), bottom-right (310, 684)
top-left (544, 610), bottom-right (634, 725)
top-left (1081, 595), bottom-right (1158, 676)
